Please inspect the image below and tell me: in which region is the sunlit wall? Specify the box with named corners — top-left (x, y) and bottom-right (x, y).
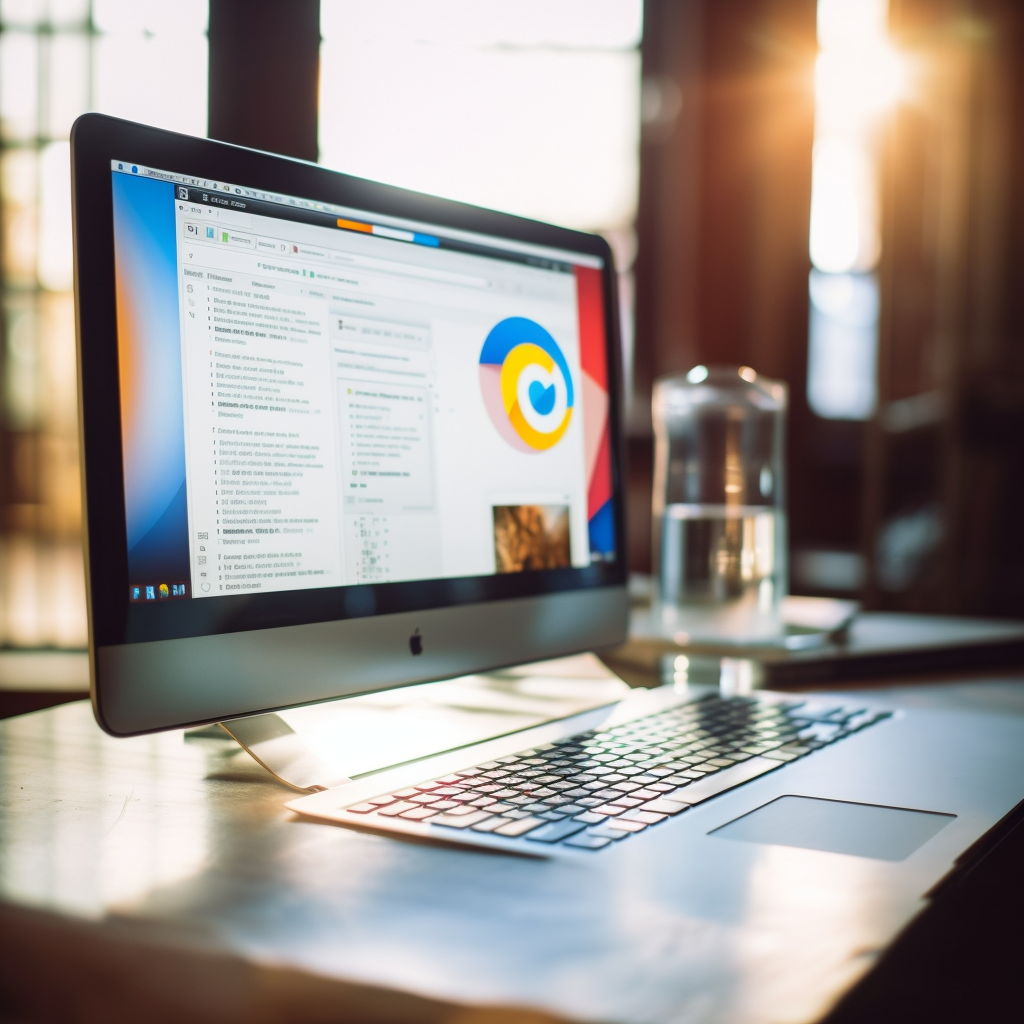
top-left (318, 0), bottom-right (643, 396)
top-left (0, 0), bottom-right (208, 646)
top-left (806, 0), bottom-right (901, 421)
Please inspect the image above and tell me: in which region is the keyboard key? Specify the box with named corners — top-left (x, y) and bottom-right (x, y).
top-left (470, 816), bottom-right (508, 833)
top-left (641, 798), bottom-right (690, 815)
top-left (394, 788), bottom-right (420, 798)
top-left (399, 806), bottom-right (440, 820)
top-left (574, 811), bottom-right (608, 824)
top-left (439, 803), bottom-right (479, 816)
top-left (414, 782), bottom-right (442, 791)
top-left (366, 794), bottom-right (398, 806)
top-left (605, 818), bottom-right (650, 833)
top-left (526, 819), bottom-right (588, 844)
top-left (594, 802), bottom-right (632, 816)
top-left (431, 810), bottom-right (494, 829)
top-left (587, 824), bottom-right (632, 840)
top-left (494, 816), bottom-right (546, 837)
top-left (761, 750), bottom-right (800, 762)
top-left (564, 834), bottom-right (612, 850)
top-left (619, 809), bottom-right (667, 825)
top-left (632, 788), bottom-right (662, 801)
top-left (345, 802), bottom-right (378, 814)
top-left (409, 793), bottom-right (441, 804)
top-left (435, 775), bottom-right (464, 785)
top-left (665, 774), bottom-right (694, 786)
top-left (377, 801), bottom-right (418, 816)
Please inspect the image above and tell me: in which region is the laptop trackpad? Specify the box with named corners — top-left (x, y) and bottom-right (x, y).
top-left (711, 795), bottom-right (955, 861)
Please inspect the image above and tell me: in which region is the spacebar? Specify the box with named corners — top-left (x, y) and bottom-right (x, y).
top-left (677, 757), bottom-right (783, 805)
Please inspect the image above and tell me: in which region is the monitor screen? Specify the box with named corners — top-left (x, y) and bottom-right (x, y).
top-left (109, 161), bottom-right (616, 606)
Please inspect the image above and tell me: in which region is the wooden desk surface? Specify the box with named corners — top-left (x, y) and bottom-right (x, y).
top-left (3, 672), bottom-right (1024, 1024)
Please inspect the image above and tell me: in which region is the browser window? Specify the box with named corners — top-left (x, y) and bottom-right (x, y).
top-left (111, 161), bottom-right (615, 603)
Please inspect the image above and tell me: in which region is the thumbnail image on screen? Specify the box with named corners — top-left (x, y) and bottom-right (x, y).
top-left (493, 505), bottom-right (571, 573)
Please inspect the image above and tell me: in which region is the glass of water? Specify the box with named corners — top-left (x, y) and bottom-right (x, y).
top-left (652, 365), bottom-right (787, 642)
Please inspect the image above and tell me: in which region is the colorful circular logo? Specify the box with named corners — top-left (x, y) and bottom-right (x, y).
top-left (479, 318), bottom-right (574, 452)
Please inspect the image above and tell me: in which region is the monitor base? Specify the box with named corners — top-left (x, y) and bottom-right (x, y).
top-left (214, 713), bottom-right (347, 792)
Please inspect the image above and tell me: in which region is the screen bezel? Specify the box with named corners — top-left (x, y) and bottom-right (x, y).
top-left (71, 113), bottom-right (628, 652)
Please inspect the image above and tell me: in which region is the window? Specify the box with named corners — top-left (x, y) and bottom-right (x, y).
top-left (806, 0), bottom-right (902, 420)
top-left (0, 0), bottom-right (208, 645)
top-left (318, 0), bottom-right (642, 399)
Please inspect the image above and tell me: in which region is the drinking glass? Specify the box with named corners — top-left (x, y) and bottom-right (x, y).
top-left (652, 365), bottom-right (787, 642)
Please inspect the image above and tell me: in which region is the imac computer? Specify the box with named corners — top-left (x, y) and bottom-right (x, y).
top-left (71, 113), bottom-right (628, 737)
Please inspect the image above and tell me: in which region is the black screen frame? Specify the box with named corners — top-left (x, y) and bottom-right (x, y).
top-left (72, 113), bottom-right (628, 650)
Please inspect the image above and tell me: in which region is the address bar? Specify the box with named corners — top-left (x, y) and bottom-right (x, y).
top-left (330, 250), bottom-right (490, 289)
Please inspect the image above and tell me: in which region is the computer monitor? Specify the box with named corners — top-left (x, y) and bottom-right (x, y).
top-left (71, 114), bottom-right (628, 736)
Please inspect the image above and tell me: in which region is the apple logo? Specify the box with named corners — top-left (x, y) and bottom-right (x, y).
top-left (409, 628), bottom-right (423, 656)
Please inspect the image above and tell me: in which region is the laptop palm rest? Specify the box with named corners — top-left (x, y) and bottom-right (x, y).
top-left (711, 795), bottom-right (956, 861)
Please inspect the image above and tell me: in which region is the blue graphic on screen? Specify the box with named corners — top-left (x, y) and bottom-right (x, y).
top-left (111, 171), bottom-right (191, 595)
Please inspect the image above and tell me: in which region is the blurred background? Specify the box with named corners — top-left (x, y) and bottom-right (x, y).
top-left (1, 0), bottom-right (1023, 652)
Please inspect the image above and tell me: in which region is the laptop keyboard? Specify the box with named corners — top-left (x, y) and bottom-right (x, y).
top-left (341, 693), bottom-right (890, 851)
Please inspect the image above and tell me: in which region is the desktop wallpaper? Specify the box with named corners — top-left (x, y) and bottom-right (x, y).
top-left (111, 171), bottom-right (191, 594)
top-left (574, 265), bottom-right (615, 560)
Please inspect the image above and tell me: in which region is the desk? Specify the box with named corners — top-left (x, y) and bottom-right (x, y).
top-left (3, 670), bottom-right (1024, 1024)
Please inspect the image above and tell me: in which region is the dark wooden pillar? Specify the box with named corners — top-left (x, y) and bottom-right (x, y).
top-left (207, 0), bottom-right (321, 161)
top-left (631, 0), bottom-right (817, 574)
top-left (864, 0), bottom-right (1024, 614)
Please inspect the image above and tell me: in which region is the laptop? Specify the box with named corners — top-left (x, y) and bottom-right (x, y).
top-left (72, 113), bottom-right (1024, 1013)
